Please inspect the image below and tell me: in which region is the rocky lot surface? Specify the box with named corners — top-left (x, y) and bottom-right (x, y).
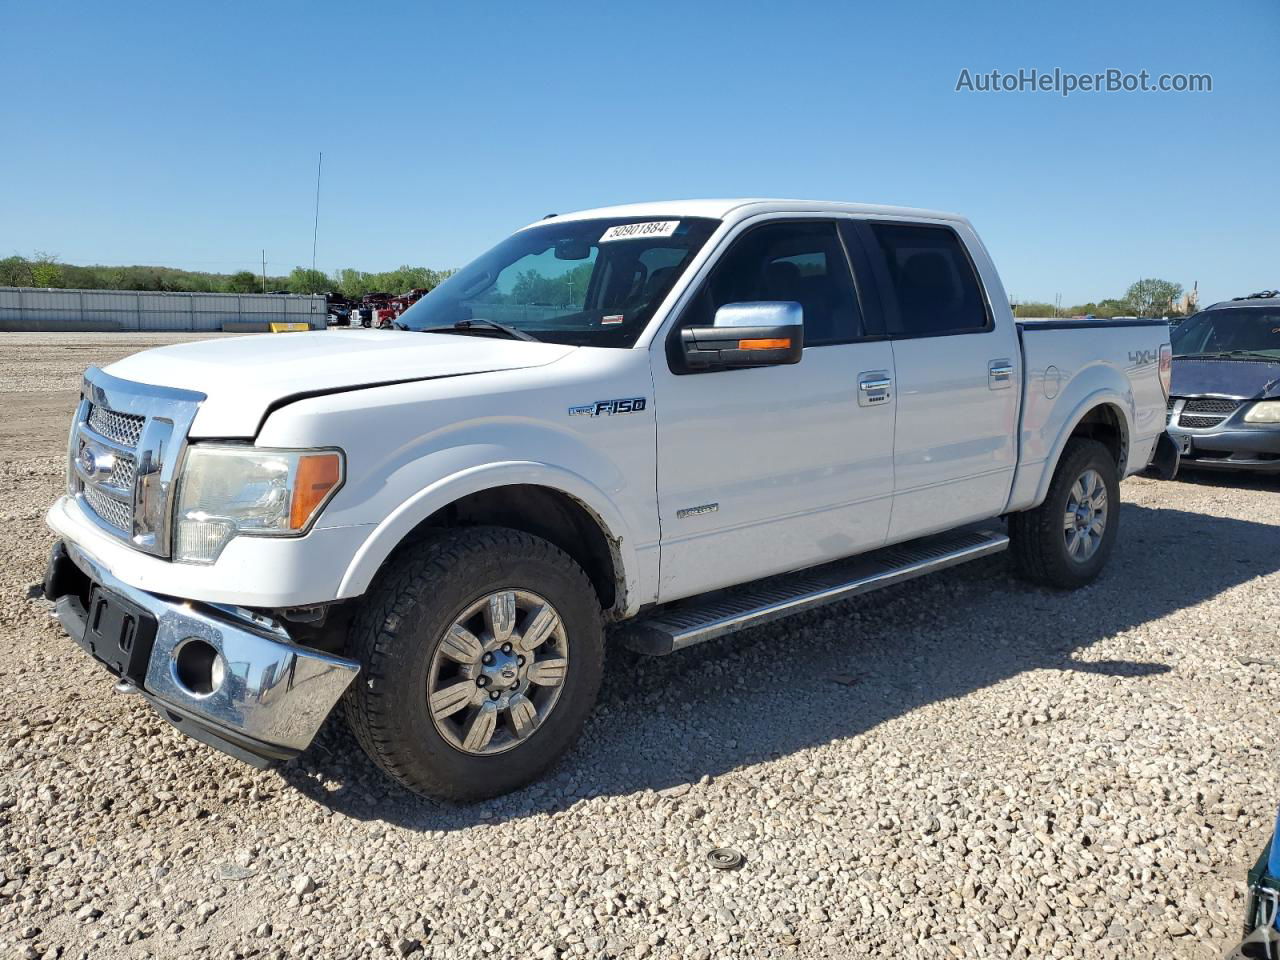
top-left (1, 333), bottom-right (1278, 960)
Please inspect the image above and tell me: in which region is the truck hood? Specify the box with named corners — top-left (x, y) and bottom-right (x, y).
top-left (104, 329), bottom-right (576, 437)
top-left (1170, 356), bottom-right (1280, 401)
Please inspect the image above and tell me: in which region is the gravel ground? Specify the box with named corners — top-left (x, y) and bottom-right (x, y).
top-left (1, 333), bottom-right (1278, 960)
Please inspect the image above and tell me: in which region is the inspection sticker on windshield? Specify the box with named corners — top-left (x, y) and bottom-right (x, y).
top-left (599, 220), bottom-right (680, 242)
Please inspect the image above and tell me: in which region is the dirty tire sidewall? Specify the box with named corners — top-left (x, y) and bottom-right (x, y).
top-left (345, 527), bottom-right (604, 801)
top-left (1011, 438), bottom-right (1120, 590)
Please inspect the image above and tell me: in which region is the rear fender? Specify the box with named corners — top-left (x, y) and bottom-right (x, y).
top-left (1008, 362), bottom-right (1135, 513)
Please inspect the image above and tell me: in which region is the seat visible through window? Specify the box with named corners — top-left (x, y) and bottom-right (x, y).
top-left (868, 223), bottom-right (989, 336)
top-left (679, 220), bottom-right (861, 346)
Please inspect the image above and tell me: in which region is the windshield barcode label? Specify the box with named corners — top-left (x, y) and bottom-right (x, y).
top-left (599, 221), bottom-right (680, 242)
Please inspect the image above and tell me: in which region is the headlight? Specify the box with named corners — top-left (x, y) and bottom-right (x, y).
top-left (1244, 400), bottom-right (1280, 424)
top-left (173, 445), bottom-right (344, 564)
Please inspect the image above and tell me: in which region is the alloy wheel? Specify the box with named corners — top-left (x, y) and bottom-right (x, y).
top-left (426, 589), bottom-right (569, 756)
top-left (1063, 467), bottom-right (1109, 562)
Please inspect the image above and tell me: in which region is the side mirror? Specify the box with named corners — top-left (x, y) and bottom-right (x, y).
top-left (681, 301), bottom-right (804, 370)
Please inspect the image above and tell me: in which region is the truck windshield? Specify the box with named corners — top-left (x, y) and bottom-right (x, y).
top-left (398, 217), bottom-right (719, 347)
top-left (1172, 308), bottom-right (1280, 359)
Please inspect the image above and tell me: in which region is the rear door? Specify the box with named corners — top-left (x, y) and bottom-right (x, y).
top-left (850, 220), bottom-right (1020, 542)
top-left (650, 218), bottom-right (897, 602)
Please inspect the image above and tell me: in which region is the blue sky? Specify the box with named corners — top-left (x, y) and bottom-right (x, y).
top-left (2, 0), bottom-right (1276, 305)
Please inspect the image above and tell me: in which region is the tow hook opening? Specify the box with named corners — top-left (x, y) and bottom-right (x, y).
top-left (173, 638), bottom-right (226, 696)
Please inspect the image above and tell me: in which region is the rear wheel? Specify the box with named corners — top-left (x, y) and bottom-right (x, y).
top-left (344, 527), bottom-right (604, 800)
top-left (1010, 438), bottom-right (1120, 589)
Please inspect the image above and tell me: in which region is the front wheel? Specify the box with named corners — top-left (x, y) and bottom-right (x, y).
top-left (1010, 438), bottom-right (1120, 589)
top-left (344, 527), bottom-right (604, 800)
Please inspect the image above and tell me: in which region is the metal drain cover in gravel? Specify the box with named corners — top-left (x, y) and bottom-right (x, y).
top-left (707, 847), bottom-right (745, 870)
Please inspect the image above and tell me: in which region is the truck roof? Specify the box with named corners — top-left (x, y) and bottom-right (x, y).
top-left (530, 198), bottom-right (971, 229)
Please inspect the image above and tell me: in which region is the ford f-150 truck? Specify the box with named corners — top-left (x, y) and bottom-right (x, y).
top-left (44, 200), bottom-right (1176, 799)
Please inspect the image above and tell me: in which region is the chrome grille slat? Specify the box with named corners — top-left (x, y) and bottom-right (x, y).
top-left (108, 455), bottom-right (136, 489)
top-left (83, 486), bottom-right (133, 531)
top-left (87, 404), bottom-right (145, 447)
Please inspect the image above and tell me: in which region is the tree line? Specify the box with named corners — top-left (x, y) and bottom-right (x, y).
top-left (0, 253), bottom-right (453, 300)
top-left (1012, 278), bottom-right (1188, 318)
top-left (3, 252), bottom-right (1190, 318)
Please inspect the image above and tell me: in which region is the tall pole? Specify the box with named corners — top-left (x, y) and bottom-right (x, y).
top-left (311, 152), bottom-right (323, 275)
top-left (261, 250), bottom-right (267, 293)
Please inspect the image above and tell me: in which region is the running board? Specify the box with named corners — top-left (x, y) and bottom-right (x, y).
top-left (617, 527), bottom-right (1009, 655)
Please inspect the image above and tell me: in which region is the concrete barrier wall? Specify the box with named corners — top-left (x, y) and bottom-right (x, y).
top-left (0, 288), bottom-right (326, 332)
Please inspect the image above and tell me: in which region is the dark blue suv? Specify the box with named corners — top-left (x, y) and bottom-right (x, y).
top-left (1167, 291), bottom-right (1280, 473)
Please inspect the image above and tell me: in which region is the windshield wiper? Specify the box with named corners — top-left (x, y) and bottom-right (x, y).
top-left (1185, 350), bottom-right (1280, 362)
top-left (420, 319), bottom-right (539, 343)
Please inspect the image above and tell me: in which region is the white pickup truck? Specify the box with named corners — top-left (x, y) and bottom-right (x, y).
top-left (44, 199), bottom-right (1176, 799)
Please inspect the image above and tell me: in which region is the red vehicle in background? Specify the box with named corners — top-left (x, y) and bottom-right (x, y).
top-left (356, 292), bottom-right (393, 328)
top-left (371, 288), bottom-right (432, 329)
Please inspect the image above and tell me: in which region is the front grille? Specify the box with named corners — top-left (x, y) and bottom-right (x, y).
top-left (70, 373), bottom-right (200, 558)
top-left (1180, 414), bottom-right (1227, 429)
top-left (1169, 397), bottom-right (1242, 429)
top-left (1166, 398), bottom-right (1176, 424)
top-left (1183, 398), bottom-right (1241, 415)
top-left (83, 485), bottom-right (133, 531)
top-left (87, 404), bottom-right (145, 446)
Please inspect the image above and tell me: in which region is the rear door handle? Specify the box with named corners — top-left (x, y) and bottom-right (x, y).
top-left (858, 372), bottom-right (892, 407)
top-left (988, 359), bottom-right (1014, 390)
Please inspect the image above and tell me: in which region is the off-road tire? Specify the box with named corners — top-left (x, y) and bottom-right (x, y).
top-left (1010, 438), bottom-right (1120, 589)
top-left (344, 526), bottom-right (604, 800)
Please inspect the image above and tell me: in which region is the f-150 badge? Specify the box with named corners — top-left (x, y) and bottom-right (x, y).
top-left (569, 397), bottom-right (647, 417)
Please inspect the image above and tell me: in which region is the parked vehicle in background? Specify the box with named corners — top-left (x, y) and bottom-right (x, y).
top-left (356, 292), bottom-right (393, 327)
top-left (42, 199), bottom-right (1174, 799)
top-left (372, 289), bottom-right (435, 329)
top-left (1166, 290), bottom-right (1280, 473)
top-left (325, 292), bottom-right (352, 326)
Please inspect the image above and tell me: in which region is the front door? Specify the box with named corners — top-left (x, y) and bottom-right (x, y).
top-left (650, 218), bottom-right (897, 602)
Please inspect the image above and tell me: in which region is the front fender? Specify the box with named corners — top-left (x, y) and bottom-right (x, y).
top-left (335, 461), bottom-right (643, 613)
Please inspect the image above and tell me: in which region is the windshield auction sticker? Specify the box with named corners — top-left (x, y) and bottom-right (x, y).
top-left (600, 221), bottom-right (680, 242)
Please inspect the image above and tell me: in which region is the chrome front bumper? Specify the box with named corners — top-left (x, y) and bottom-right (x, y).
top-left (46, 540), bottom-right (359, 765)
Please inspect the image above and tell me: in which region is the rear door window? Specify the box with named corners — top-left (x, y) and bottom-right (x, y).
top-left (866, 223), bottom-right (990, 337)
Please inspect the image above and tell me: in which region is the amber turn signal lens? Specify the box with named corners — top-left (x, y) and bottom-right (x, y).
top-left (290, 453), bottom-right (342, 529)
top-left (737, 338), bottom-right (791, 350)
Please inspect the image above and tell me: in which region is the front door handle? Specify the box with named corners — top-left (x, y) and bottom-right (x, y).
top-left (988, 359), bottom-right (1014, 390)
top-left (858, 372), bottom-right (892, 407)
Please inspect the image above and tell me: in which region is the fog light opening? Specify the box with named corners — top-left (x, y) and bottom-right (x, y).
top-left (174, 638), bottom-right (225, 696)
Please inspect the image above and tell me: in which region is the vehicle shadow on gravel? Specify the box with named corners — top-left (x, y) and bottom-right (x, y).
top-left (279, 500), bottom-right (1279, 829)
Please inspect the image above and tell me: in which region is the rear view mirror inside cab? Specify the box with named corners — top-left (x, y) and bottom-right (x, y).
top-left (555, 239), bottom-right (592, 261)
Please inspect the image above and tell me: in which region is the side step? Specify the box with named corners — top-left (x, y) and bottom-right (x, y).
top-left (617, 527), bottom-right (1009, 655)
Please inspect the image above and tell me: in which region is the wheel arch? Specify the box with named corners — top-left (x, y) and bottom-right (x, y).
top-left (1029, 396), bottom-right (1131, 509)
top-left (336, 463), bottom-right (636, 617)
